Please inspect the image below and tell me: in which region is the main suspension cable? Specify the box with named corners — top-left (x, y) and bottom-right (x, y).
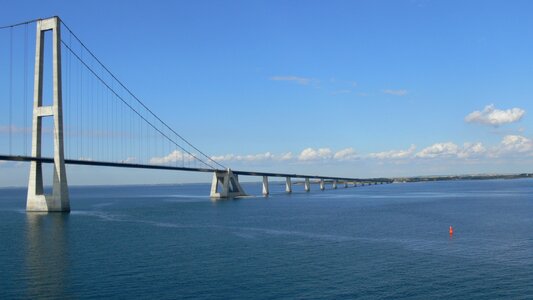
top-left (61, 41), bottom-right (217, 169)
top-left (60, 20), bottom-right (226, 169)
top-left (0, 18), bottom-right (40, 31)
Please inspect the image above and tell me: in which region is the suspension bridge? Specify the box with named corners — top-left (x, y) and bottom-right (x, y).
top-left (0, 16), bottom-right (392, 212)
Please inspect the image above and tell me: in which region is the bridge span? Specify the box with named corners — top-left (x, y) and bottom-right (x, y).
top-left (0, 16), bottom-right (391, 212)
top-left (0, 154), bottom-right (392, 196)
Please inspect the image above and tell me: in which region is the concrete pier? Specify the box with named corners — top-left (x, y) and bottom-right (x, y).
top-left (262, 176), bottom-right (269, 196)
top-left (285, 177), bottom-right (292, 193)
top-left (210, 169), bottom-right (247, 199)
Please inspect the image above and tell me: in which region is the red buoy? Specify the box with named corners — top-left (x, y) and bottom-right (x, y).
top-left (449, 226), bottom-right (454, 235)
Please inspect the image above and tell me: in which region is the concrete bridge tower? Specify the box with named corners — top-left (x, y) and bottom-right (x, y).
top-left (26, 17), bottom-right (69, 212)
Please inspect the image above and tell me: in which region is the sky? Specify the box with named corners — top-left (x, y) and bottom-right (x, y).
top-left (1, 0), bottom-right (533, 187)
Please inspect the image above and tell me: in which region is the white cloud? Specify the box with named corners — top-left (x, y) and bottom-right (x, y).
top-left (383, 89), bottom-right (408, 96)
top-left (279, 152), bottom-right (293, 161)
top-left (415, 142), bottom-right (459, 158)
top-left (211, 152), bottom-right (296, 163)
top-left (209, 148), bottom-right (354, 163)
top-left (465, 104), bottom-right (525, 126)
top-left (210, 154), bottom-right (233, 162)
top-left (484, 135), bottom-right (533, 158)
top-left (148, 138), bottom-right (533, 170)
top-left (498, 135), bottom-right (533, 153)
top-left (457, 142), bottom-right (486, 158)
top-left (150, 150), bottom-right (195, 164)
top-left (408, 137), bottom-right (532, 160)
top-left (211, 152), bottom-right (277, 162)
top-left (369, 145), bottom-right (416, 159)
top-left (270, 76), bottom-right (313, 85)
top-left (298, 148), bottom-right (333, 161)
top-left (415, 142), bottom-right (488, 159)
top-left (333, 148), bottom-right (358, 161)
top-left (240, 152), bottom-right (275, 162)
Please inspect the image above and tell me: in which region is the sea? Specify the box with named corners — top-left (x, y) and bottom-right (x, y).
top-left (1, 179), bottom-right (533, 299)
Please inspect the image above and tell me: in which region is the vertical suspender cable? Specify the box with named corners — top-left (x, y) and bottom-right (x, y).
top-left (95, 69), bottom-right (103, 160)
top-left (115, 81), bottom-right (120, 160)
top-left (90, 70), bottom-right (94, 159)
top-left (109, 81), bottom-right (117, 161)
top-left (87, 54), bottom-right (91, 159)
top-left (119, 95), bottom-right (123, 160)
top-left (130, 105), bottom-right (133, 163)
top-left (105, 81), bottom-right (110, 159)
top-left (77, 43), bottom-right (80, 159)
top-left (105, 82), bottom-right (110, 159)
top-left (146, 111), bottom-right (148, 163)
top-left (119, 87), bottom-right (122, 162)
top-left (24, 24), bottom-right (28, 156)
top-left (79, 46), bottom-right (82, 159)
top-left (68, 33), bottom-right (72, 159)
top-left (9, 27), bottom-right (13, 155)
top-left (63, 37), bottom-right (68, 158)
top-left (139, 112), bottom-right (141, 164)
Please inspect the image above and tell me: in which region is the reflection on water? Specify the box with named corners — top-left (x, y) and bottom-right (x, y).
top-left (25, 213), bottom-right (70, 299)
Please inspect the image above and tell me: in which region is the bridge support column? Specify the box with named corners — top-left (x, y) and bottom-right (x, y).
top-left (320, 179), bottom-right (325, 191)
top-left (210, 169), bottom-right (247, 199)
top-left (304, 178), bottom-right (310, 192)
top-left (285, 177), bottom-right (292, 193)
top-left (332, 180), bottom-right (337, 189)
top-left (344, 182), bottom-right (348, 188)
top-left (27, 17), bottom-right (69, 212)
top-left (262, 176), bottom-right (269, 196)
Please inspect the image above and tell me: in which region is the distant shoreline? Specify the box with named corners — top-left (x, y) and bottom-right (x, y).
top-left (392, 173), bottom-right (533, 183)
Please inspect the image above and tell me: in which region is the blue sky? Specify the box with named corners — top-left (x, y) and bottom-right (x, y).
top-left (1, 0), bottom-right (533, 186)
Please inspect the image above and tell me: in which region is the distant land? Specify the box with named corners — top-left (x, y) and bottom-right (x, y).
top-left (288, 173), bottom-right (533, 186)
top-left (392, 173), bottom-right (533, 183)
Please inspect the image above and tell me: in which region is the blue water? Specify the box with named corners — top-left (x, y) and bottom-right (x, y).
top-left (1, 179), bottom-right (533, 299)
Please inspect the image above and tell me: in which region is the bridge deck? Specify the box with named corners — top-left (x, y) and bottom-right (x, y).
top-left (0, 155), bottom-right (392, 183)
